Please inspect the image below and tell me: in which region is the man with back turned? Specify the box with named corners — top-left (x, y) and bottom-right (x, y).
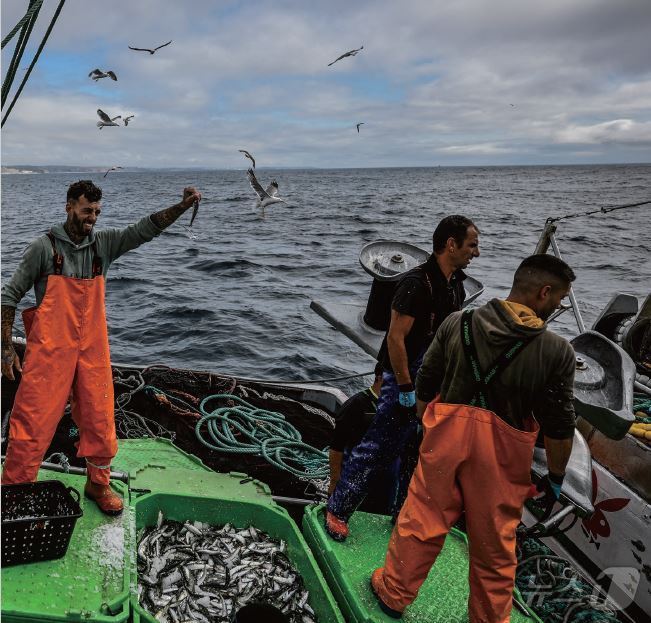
top-left (370, 254), bottom-right (576, 621)
top-left (1, 179), bottom-right (201, 515)
top-left (326, 215), bottom-right (480, 540)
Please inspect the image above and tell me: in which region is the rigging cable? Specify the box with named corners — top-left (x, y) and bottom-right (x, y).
top-left (1, 0), bottom-right (43, 108)
top-left (1, 0), bottom-right (67, 128)
top-left (548, 199), bottom-right (650, 223)
top-left (1, 0), bottom-right (43, 49)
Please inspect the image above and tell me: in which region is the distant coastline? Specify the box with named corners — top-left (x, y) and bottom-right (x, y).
top-left (2, 163), bottom-right (648, 175)
top-left (1, 165), bottom-right (138, 174)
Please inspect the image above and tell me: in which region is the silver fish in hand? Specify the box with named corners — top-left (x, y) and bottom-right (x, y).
top-left (189, 199), bottom-right (200, 227)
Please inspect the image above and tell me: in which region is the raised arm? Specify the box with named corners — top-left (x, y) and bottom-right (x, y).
top-left (150, 187), bottom-right (201, 230)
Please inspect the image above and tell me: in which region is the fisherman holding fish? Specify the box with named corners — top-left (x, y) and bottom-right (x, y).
top-left (1, 180), bottom-right (202, 515)
top-left (326, 215), bottom-right (480, 540)
top-left (371, 254), bottom-right (577, 621)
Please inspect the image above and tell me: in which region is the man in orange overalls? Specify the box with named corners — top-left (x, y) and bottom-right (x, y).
top-left (370, 254), bottom-right (577, 622)
top-left (1, 180), bottom-right (201, 515)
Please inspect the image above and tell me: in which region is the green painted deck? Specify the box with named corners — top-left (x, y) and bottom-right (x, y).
top-left (303, 505), bottom-right (542, 623)
top-left (1, 472), bottom-right (131, 623)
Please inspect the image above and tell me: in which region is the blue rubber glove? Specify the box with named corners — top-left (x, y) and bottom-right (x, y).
top-left (535, 472), bottom-right (564, 517)
top-left (538, 472), bottom-right (564, 499)
top-left (398, 384), bottom-right (416, 408)
top-left (398, 383), bottom-right (416, 418)
top-left (398, 391), bottom-right (416, 407)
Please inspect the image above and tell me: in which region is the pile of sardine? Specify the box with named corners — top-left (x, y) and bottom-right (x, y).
top-left (137, 512), bottom-right (317, 623)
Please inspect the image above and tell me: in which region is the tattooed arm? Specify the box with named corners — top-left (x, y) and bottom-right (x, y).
top-left (150, 187), bottom-right (201, 230)
top-left (1, 305), bottom-right (22, 380)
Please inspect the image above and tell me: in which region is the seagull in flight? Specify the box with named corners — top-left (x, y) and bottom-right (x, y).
top-left (103, 166), bottom-right (123, 178)
top-left (238, 149), bottom-right (256, 169)
top-left (328, 45), bottom-right (363, 66)
top-left (89, 69), bottom-right (117, 81)
top-left (247, 168), bottom-right (285, 210)
top-left (128, 40), bottom-right (172, 55)
top-left (356, 122), bottom-right (364, 133)
top-left (123, 115), bottom-right (135, 126)
top-left (97, 109), bottom-right (121, 129)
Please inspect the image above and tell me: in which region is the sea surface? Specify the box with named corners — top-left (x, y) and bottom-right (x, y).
top-left (2, 165), bottom-right (650, 395)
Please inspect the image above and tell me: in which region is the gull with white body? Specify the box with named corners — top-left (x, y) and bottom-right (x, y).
top-left (247, 168), bottom-right (286, 213)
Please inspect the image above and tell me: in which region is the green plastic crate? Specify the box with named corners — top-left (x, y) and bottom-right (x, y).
top-left (130, 491), bottom-right (345, 623)
top-left (302, 504), bottom-right (542, 623)
top-left (1, 471), bottom-right (132, 623)
top-left (112, 438), bottom-right (212, 477)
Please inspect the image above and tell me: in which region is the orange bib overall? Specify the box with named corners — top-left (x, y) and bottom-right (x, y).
top-left (2, 234), bottom-right (116, 486)
top-left (374, 310), bottom-right (540, 622)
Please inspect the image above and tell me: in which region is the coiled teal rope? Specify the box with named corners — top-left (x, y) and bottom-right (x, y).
top-left (633, 393), bottom-right (651, 422)
top-left (195, 393), bottom-right (329, 480)
top-left (516, 537), bottom-right (620, 623)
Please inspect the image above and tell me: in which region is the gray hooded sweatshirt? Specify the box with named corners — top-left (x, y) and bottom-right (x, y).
top-left (416, 298), bottom-right (576, 439)
top-left (1, 216), bottom-right (162, 308)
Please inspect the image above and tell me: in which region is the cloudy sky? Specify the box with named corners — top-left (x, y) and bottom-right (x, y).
top-left (2, 0), bottom-right (650, 168)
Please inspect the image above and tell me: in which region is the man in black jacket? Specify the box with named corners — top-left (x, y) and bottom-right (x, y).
top-left (326, 215), bottom-right (480, 540)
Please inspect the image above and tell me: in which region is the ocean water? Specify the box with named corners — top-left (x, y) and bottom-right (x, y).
top-left (1, 165), bottom-right (649, 395)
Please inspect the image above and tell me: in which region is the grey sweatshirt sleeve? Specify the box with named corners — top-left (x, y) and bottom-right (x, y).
top-left (98, 216), bottom-right (163, 263)
top-left (534, 340), bottom-right (576, 439)
top-left (416, 313), bottom-right (455, 402)
top-left (0, 238), bottom-right (48, 308)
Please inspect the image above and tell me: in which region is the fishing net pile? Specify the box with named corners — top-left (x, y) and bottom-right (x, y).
top-left (112, 366), bottom-right (333, 500)
top-left (516, 536), bottom-right (620, 623)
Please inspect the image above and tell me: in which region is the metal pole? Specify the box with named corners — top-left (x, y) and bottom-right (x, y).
top-left (534, 220), bottom-right (556, 254)
top-left (548, 232), bottom-right (586, 333)
top-left (271, 495), bottom-right (319, 507)
top-left (0, 455), bottom-right (129, 482)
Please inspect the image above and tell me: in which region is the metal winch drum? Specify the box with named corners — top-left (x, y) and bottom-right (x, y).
top-left (358, 241), bottom-right (430, 331)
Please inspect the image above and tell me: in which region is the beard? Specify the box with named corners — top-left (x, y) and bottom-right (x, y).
top-left (67, 213), bottom-right (92, 238)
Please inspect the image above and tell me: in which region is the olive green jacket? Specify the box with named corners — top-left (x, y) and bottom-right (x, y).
top-left (416, 298), bottom-right (576, 439)
top-left (1, 216), bottom-right (162, 308)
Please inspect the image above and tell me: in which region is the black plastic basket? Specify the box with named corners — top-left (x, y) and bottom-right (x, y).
top-left (1, 479), bottom-right (83, 567)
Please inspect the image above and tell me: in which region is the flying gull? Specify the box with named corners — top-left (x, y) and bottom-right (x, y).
top-left (123, 115), bottom-right (135, 126)
top-left (238, 149), bottom-right (256, 169)
top-left (328, 45), bottom-right (363, 66)
top-left (356, 122), bottom-right (364, 133)
top-left (97, 109), bottom-right (121, 129)
top-left (247, 168), bottom-right (285, 210)
top-left (103, 166), bottom-right (123, 178)
top-left (128, 40), bottom-right (172, 55)
top-left (89, 69), bottom-right (117, 81)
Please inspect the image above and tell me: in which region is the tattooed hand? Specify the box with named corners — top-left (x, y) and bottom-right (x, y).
top-left (1, 305), bottom-right (22, 380)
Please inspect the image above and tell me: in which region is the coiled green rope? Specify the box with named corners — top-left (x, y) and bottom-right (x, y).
top-left (516, 537), bottom-right (620, 623)
top-left (633, 393), bottom-right (651, 423)
top-left (195, 393), bottom-right (329, 480)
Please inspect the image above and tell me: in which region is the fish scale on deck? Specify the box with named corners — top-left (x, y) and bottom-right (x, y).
top-left (137, 511), bottom-right (316, 622)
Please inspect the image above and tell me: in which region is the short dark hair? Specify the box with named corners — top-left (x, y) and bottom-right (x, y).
top-left (513, 254), bottom-right (576, 292)
top-left (67, 180), bottom-right (102, 203)
top-left (432, 215), bottom-right (478, 253)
